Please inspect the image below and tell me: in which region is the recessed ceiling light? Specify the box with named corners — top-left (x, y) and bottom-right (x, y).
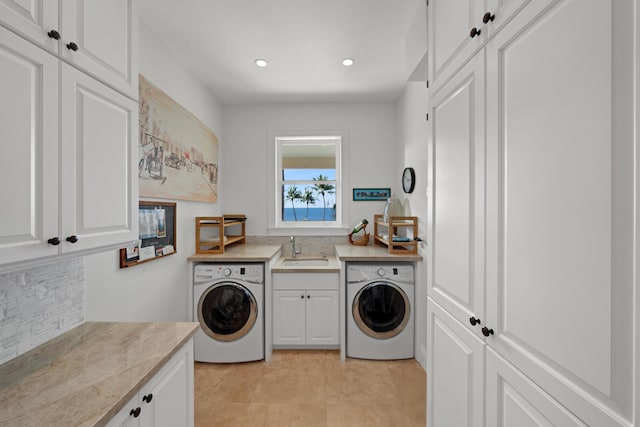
top-left (342, 58), bottom-right (354, 66)
top-left (255, 59), bottom-right (268, 67)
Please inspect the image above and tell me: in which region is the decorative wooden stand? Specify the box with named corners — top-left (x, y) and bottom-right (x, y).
top-left (373, 214), bottom-right (418, 254)
top-left (195, 214), bottom-right (246, 254)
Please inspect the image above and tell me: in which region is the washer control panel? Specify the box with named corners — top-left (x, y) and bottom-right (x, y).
top-left (346, 263), bottom-right (414, 284)
top-left (194, 263), bottom-right (264, 284)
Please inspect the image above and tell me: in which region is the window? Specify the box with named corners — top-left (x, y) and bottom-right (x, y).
top-left (274, 135), bottom-right (342, 229)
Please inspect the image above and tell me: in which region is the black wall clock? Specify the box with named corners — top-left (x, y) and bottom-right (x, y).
top-left (402, 167), bottom-right (415, 193)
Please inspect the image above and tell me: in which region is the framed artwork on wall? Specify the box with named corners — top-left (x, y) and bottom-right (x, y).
top-left (138, 75), bottom-right (219, 202)
top-left (353, 188), bottom-right (391, 201)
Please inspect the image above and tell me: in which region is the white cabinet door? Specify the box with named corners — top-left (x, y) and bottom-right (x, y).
top-left (59, 0), bottom-right (138, 98)
top-left (107, 339), bottom-right (194, 427)
top-left (485, 347), bottom-right (587, 427)
top-left (483, 0), bottom-right (531, 39)
top-left (428, 52), bottom-right (485, 340)
top-left (428, 0), bottom-right (484, 94)
top-left (106, 396), bottom-right (139, 427)
top-left (60, 63), bottom-right (138, 254)
top-left (273, 290), bottom-right (306, 346)
top-left (485, 1), bottom-right (634, 425)
top-left (306, 290), bottom-right (339, 346)
top-left (0, 0), bottom-right (59, 54)
top-left (139, 342), bottom-right (194, 427)
top-left (0, 26), bottom-right (59, 265)
top-left (427, 298), bottom-right (484, 427)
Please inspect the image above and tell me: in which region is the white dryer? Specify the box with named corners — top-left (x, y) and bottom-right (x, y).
top-left (193, 263), bottom-right (264, 363)
top-left (346, 263), bottom-right (414, 360)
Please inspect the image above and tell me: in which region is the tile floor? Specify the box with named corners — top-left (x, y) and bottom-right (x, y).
top-left (195, 350), bottom-right (426, 427)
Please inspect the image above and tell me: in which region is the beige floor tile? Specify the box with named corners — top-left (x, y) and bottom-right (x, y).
top-left (251, 366), bottom-right (327, 404)
top-left (263, 403), bottom-right (326, 427)
top-left (195, 401), bottom-right (248, 427)
top-left (194, 351), bottom-right (426, 426)
top-left (326, 360), bottom-right (403, 405)
top-left (327, 402), bottom-right (414, 427)
top-left (198, 360), bottom-right (265, 403)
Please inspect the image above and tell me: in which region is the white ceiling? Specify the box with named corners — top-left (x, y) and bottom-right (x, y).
top-left (139, 0), bottom-right (421, 105)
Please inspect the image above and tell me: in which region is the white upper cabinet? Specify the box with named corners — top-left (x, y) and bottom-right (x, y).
top-left (0, 25), bottom-right (59, 264)
top-left (484, 0), bottom-right (531, 38)
top-left (429, 52), bottom-right (485, 340)
top-left (60, 0), bottom-right (138, 99)
top-left (484, 1), bottom-right (635, 425)
top-left (0, 0), bottom-right (59, 54)
top-left (428, 0), bottom-right (484, 94)
top-left (60, 64), bottom-right (138, 254)
top-left (0, 1), bottom-right (138, 268)
top-left (428, 0), bottom-right (637, 426)
top-left (428, 0), bottom-right (532, 94)
top-left (0, 0), bottom-right (138, 99)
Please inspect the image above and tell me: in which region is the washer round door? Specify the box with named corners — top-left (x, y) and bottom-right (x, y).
top-left (352, 282), bottom-right (410, 339)
top-left (198, 281), bottom-right (258, 342)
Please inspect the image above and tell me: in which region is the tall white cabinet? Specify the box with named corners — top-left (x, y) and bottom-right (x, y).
top-left (0, 1), bottom-right (138, 268)
top-left (427, 1), bottom-right (638, 426)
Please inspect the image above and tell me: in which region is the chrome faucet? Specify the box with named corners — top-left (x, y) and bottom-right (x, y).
top-left (290, 236), bottom-right (300, 258)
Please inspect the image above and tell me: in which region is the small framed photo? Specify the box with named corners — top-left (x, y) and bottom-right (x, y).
top-left (353, 188), bottom-right (391, 201)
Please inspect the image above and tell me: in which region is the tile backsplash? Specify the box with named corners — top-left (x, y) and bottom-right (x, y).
top-left (0, 258), bottom-right (84, 365)
top-left (247, 235), bottom-right (350, 256)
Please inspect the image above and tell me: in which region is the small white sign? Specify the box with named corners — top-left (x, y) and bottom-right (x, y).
top-left (139, 245), bottom-right (156, 261)
top-left (162, 245), bottom-right (175, 255)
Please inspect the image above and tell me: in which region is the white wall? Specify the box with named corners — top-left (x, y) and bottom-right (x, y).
top-left (396, 81), bottom-right (429, 368)
top-left (222, 103), bottom-right (398, 234)
top-left (84, 19), bottom-right (224, 322)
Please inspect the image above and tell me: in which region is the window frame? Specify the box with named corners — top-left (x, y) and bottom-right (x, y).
top-left (267, 130), bottom-right (350, 235)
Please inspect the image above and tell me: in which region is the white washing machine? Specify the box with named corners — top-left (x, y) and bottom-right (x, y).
top-left (193, 263), bottom-right (264, 363)
top-left (346, 263), bottom-right (414, 360)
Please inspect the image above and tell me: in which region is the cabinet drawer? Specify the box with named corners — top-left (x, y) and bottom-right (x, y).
top-left (272, 273), bottom-right (339, 291)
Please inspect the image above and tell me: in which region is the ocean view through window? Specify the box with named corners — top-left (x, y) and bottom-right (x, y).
top-left (276, 136), bottom-right (341, 228)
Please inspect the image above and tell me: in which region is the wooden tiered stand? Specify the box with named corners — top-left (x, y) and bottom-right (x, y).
top-left (195, 214), bottom-right (246, 254)
top-left (373, 214), bottom-right (418, 254)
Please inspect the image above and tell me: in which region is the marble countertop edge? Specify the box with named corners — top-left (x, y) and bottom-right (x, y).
top-left (0, 321), bottom-right (199, 427)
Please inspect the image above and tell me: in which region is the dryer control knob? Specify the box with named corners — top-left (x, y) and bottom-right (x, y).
top-left (377, 268), bottom-right (385, 277)
top-left (223, 268), bottom-right (232, 276)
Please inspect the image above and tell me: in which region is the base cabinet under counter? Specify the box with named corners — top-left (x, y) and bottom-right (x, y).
top-left (106, 338), bottom-right (194, 427)
top-left (272, 272), bottom-right (339, 348)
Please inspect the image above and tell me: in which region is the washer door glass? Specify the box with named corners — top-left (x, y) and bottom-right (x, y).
top-left (198, 282), bottom-right (258, 342)
top-left (353, 282), bottom-right (410, 339)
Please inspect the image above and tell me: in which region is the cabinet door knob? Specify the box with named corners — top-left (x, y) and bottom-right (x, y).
top-left (469, 27), bottom-right (481, 38)
top-left (482, 327), bottom-right (494, 337)
top-left (66, 235), bottom-right (78, 243)
top-left (307, 294), bottom-right (310, 299)
top-left (300, 295), bottom-right (304, 299)
top-left (142, 393), bottom-right (153, 403)
top-left (47, 30), bottom-right (61, 40)
top-left (482, 12), bottom-right (495, 24)
top-left (130, 407), bottom-right (141, 418)
top-left (469, 316), bottom-right (481, 326)
top-left (47, 237), bottom-right (61, 246)
top-left (66, 42), bottom-right (79, 51)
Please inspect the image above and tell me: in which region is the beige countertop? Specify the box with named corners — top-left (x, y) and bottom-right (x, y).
top-left (335, 244), bottom-right (423, 261)
top-left (187, 244), bottom-right (282, 262)
top-left (0, 321), bottom-right (198, 427)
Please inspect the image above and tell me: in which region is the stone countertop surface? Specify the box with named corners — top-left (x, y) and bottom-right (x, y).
top-left (335, 244), bottom-right (423, 261)
top-left (0, 321), bottom-right (199, 427)
top-left (187, 244), bottom-right (282, 262)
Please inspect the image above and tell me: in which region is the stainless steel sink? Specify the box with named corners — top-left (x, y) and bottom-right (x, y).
top-left (281, 258), bottom-right (329, 267)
